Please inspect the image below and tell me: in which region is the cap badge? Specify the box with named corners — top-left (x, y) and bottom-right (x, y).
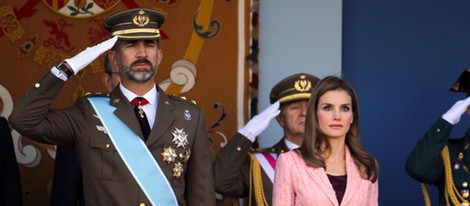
top-left (294, 75), bottom-right (312, 92)
top-left (133, 10), bottom-right (150, 27)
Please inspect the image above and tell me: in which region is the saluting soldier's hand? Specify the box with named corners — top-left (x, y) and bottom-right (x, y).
top-left (238, 101), bottom-right (281, 142)
top-left (64, 36), bottom-right (118, 75)
top-left (442, 96), bottom-right (470, 125)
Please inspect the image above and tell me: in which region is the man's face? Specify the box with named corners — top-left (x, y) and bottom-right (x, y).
top-left (114, 39), bottom-right (162, 83)
top-left (276, 99), bottom-right (308, 139)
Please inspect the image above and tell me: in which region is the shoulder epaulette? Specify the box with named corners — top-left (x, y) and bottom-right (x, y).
top-left (84, 92), bottom-right (110, 97)
top-left (170, 95), bottom-right (197, 105)
top-left (251, 147), bottom-right (288, 154)
top-left (251, 147), bottom-right (276, 153)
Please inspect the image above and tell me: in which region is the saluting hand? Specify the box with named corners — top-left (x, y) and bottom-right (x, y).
top-left (64, 36), bottom-right (118, 75)
top-left (238, 101), bottom-right (281, 142)
top-left (442, 96), bottom-right (470, 125)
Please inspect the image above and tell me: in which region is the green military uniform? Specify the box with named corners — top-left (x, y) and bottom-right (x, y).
top-left (406, 118), bottom-right (470, 206)
top-left (407, 69), bottom-right (470, 206)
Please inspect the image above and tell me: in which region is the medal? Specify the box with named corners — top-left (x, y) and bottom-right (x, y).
top-left (161, 146), bottom-right (177, 163)
top-left (172, 127), bottom-right (189, 148)
top-left (173, 162), bottom-right (183, 178)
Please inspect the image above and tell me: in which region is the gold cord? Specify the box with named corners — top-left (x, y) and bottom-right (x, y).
top-left (441, 145), bottom-right (466, 205)
top-left (249, 153), bottom-right (269, 206)
top-left (420, 183), bottom-right (431, 206)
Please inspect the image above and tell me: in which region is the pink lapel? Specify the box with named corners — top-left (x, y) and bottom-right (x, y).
top-left (339, 147), bottom-right (361, 206)
top-left (305, 159), bottom-right (340, 205)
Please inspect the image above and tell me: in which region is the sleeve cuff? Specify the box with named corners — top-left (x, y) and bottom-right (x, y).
top-left (51, 67), bottom-right (68, 81)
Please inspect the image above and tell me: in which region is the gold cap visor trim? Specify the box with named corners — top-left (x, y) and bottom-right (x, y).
top-left (277, 93), bottom-right (311, 103)
top-left (112, 28), bottom-right (161, 39)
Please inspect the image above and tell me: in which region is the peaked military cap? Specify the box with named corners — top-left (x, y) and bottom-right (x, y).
top-left (104, 8), bottom-right (165, 40)
top-left (269, 73), bottom-right (320, 104)
top-left (450, 68), bottom-right (470, 96)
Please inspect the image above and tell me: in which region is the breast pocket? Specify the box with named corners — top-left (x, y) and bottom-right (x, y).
top-left (89, 135), bottom-right (117, 180)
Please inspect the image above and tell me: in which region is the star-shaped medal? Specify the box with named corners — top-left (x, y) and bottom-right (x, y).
top-left (161, 146), bottom-right (177, 163)
top-left (173, 162), bottom-right (183, 178)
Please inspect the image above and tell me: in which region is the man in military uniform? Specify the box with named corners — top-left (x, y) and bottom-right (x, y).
top-left (9, 8), bottom-right (215, 206)
top-left (406, 69), bottom-right (470, 206)
top-left (215, 73), bottom-right (320, 206)
top-left (50, 54), bottom-right (121, 206)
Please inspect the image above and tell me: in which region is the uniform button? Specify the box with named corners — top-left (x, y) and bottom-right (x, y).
top-left (139, 203), bottom-right (146, 206)
top-left (105, 144), bottom-right (110, 149)
top-left (436, 128), bottom-right (441, 133)
top-left (464, 182), bottom-right (469, 188)
top-left (236, 147), bottom-right (241, 152)
top-left (35, 83), bottom-right (40, 88)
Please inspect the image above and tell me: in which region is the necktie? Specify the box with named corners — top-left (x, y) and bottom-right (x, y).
top-left (131, 97), bottom-right (151, 140)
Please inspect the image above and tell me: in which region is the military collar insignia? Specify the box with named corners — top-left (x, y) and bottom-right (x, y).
top-left (184, 110), bottom-right (192, 121)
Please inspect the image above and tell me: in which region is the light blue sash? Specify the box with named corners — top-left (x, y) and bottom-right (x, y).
top-left (88, 97), bottom-right (178, 205)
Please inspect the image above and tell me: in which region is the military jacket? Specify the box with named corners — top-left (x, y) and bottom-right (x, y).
top-left (406, 118), bottom-right (470, 206)
top-left (215, 133), bottom-right (289, 206)
top-left (9, 72), bottom-right (215, 206)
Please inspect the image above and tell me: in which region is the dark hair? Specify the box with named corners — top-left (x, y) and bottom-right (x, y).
top-left (299, 75), bottom-right (379, 182)
top-left (103, 54), bottom-right (113, 77)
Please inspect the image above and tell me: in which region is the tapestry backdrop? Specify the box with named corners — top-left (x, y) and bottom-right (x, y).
top-left (0, 0), bottom-right (250, 205)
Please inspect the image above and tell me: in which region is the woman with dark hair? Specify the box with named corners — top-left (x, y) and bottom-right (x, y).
top-left (273, 75), bottom-right (379, 206)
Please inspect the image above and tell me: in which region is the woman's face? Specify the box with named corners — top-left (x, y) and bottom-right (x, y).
top-left (316, 90), bottom-right (353, 140)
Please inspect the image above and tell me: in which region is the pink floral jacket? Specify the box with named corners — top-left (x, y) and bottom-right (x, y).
top-left (273, 147), bottom-right (378, 206)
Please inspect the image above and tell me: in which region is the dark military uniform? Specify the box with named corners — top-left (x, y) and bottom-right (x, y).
top-left (9, 8), bottom-right (215, 206)
top-left (407, 69), bottom-right (470, 206)
top-left (406, 118), bottom-right (470, 206)
top-left (9, 72), bottom-right (215, 206)
top-left (215, 73), bottom-right (320, 206)
top-left (0, 116), bottom-right (22, 206)
top-left (50, 145), bottom-right (84, 206)
top-left (215, 133), bottom-right (289, 206)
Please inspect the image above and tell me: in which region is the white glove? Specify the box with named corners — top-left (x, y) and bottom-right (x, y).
top-left (238, 101), bottom-right (281, 142)
top-left (64, 36), bottom-right (118, 74)
top-left (442, 96), bottom-right (470, 125)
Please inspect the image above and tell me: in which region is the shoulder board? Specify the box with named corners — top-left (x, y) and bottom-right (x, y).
top-left (170, 95), bottom-right (197, 105)
top-left (251, 147), bottom-right (288, 154)
top-left (251, 147), bottom-right (277, 153)
top-left (83, 92), bottom-right (110, 97)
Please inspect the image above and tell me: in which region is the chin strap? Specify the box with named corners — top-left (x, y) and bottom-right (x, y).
top-left (249, 153), bottom-right (269, 206)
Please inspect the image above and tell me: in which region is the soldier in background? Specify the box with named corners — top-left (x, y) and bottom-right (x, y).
top-left (406, 69), bottom-right (470, 206)
top-left (0, 116), bottom-right (22, 206)
top-left (215, 73), bottom-right (319, 205)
